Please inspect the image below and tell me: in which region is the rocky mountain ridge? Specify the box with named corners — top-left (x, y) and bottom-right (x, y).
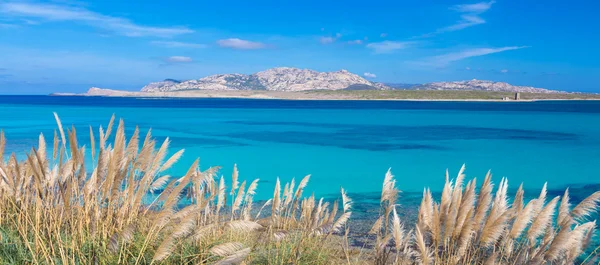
top-left (413, 79), bottom-right (559, 93)
top-left (141, 67), bottom-right (388, 92)
top-left (139, 68), bottom-right (560, 93)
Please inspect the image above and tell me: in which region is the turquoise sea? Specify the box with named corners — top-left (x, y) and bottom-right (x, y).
top-left (1, 96), bottom-right (599, 205)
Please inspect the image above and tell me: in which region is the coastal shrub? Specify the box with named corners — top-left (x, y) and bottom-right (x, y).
top-left (0, 114), bottom-right (598, 264)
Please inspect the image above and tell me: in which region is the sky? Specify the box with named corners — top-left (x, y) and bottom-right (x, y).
top-left (0, 0), bottom-right (599, 94)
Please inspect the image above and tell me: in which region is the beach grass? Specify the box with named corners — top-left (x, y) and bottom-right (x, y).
top-left (0, 114), bottom-right (599, 264)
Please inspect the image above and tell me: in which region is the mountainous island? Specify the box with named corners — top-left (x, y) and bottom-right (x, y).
top-left (54, 67), bottom-right (599, 101)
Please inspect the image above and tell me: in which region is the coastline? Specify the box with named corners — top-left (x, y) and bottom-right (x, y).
top-left (51, 89), bottom-right (600, 102)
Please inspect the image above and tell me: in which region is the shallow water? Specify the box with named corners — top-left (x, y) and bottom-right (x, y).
top-left (1, 96), bottom-right (599, 202)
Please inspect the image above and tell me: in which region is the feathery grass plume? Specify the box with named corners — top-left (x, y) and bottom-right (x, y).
top-left (231, 180), bottom-right (246, 215)
top-left (473, 171), bottom-right (493, 229)
top-left (528, 196), bottom-right (560, 243)
top-left (284, 178), bottom-right (295, 207)
top-left (255, 198), bottom-right (272, 220)
top-left (227, 220), bottom-right (263, 232)
top-left (0, 130), bottom-right (5, 164)
top-left (479, 177), bottom-right (509, 246)
top-left (331, 212), bottom-right (351, 234)
top-left (89, 125), bottom-right (95, 163)
top-left (53, 112), bottom-right (67, 151)
top-left (571, 191), bottom-right (600, 220)
top-left (152, 207), bottom-right (199, 262)
top-left (536, 182), bottom-right (548, 213)
top-left (509, 198), bottom-right (537, 239)
top-left (545, 221), bottom-right (596, 262)
top-left (414, 226), bottom-right (432, 265)
top-left (341, 187), bottom-right (352, 213)
top-left (328, 187), bottom-right (352, 235)
top-left (418, 188), bottom-right (434, 234)
top-left (446, 164), bottom-right (467, 236)
top-left (242, 179), bottom-right (259, 220)
top-left (158, 149), bottom-right (184, 173)
top-left (291, 174), bottom-right (310, 215)
top-left (37, 133), bottom-right (47, 168)
top-left (230, 163), bottom-right (239, 196)
top-left (453, 179), bottom-right (475, 239)
top-left (369, 216), bottom-right (384, 235)
top-left (391, 207), bottom-right (406, 253)
top-left (217, 176), bottom-right (226, 213)
top-left (513, 184), bottom-right (525, 214)
top-left (558, 188), bottom-right (572, 227)
top-left (214, 246), bottom-right (251, 265)
top-left (108, 224), bottom-right (136, 253)
top-left (272, 178), bottom-right (281, 219)
top-left (210, 242), bottom-right (246, 257)
top-left (150, 175), bottom-right (171, 193)
top-left (381, 168), bottom-right (398, 206)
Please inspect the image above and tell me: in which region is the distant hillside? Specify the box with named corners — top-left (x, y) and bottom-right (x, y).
top-left (414, 79), bottom-right (559, 93)
top-left (141, 67), bottom-right (390, 92)
top-left (384, 83), bottom-right (420, 90)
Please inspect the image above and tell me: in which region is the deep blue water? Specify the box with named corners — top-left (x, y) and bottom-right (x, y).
top-left (1, 96), bottom-right (599, 201)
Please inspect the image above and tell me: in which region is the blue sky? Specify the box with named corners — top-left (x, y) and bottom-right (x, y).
top-left (0, 0), bottom-right (599, 94)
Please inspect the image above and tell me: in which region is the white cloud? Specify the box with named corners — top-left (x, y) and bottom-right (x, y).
top-left (0, 2), bottom-right (193, 37)
top-left (363, 72), bottom-right (376, 78)
top-left (347, 40), bottom-right (363, 45)
top-left (0, 23), bottom-right (19, 29)
top-left (465, 66), bottom-right (471, 70)
top-left (320, 36), bottom-right (336, 44)
top-left (500, 69), bottom-right (509, 73)
top-left (165, 56), bottom-right (192, 63)
top-left (424, 46), bottom-right (528, 66)
top-left (217, 38), bottom-right (266, 50)
top-left (422, 1), bottom-right (495, 37)
top-left (366, 41), bottom-right (416, 54)
top-left (319, 33), bottom-right (343, 44)
top-left (451, 1), bottom-right (496, 13)
top-left (151, 41), bottom-right (206, 48)
top-left (442, 14), bottom-right (486, 32)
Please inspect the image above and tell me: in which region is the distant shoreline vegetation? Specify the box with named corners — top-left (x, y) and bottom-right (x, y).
top-left (53, 89), bottom-right (600, 101)
top-left (1, 114), bottom-right (599, 264)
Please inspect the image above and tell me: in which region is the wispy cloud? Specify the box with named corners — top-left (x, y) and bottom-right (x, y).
top-left (319, 33), bottom-right (343, 45)
top-left (165, 56), bottom-right (192, 63)
top-left (151, 41), bottom-right (206, 48)
top-left (366, 41), bottom-right (416, 54)
top-left (0, 23), bottom-right (19, 29)
top-left (347, 40), bottom-right (363, 45)
top-left (500, 69), bottom-right (508, 73)
top-left (422, 1), bottom-right (495, 37)
top-left (452, 1), bottom-right (496, 13)
top-left (0, 2), bottom-right (193, 37)
top-left (422, 46), bottom-right (528, 66)
top-left (320, 36), bottom-right (336, 44)
top-left (217, 38), bottom-right (266, 50)
top-left (363, 72), bottom-right (376, 78)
